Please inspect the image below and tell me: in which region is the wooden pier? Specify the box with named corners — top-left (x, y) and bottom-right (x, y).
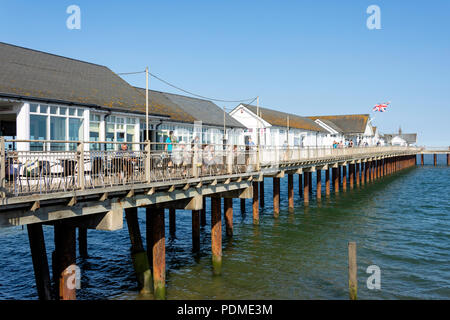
top-left (0, 139), bottom-right (422, 299)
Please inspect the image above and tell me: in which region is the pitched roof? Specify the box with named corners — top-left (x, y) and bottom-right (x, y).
top-left (306, 114), bottom-right (370, 134)
top-left (159, 91), bottom-right (245, 128)
top-left (243, 104), bottom-right (326, 132)
top-left (316, 118), bottom-right (343, 133)
top-left (383, 133), bottom-right (417, 144)
top-left (0, 42), bottom-right (156, 112)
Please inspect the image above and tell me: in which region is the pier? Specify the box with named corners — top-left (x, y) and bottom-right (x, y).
top-left (419, 147), bottom-right (450, 166)
top-left (0, 139), bottom-right (422, 299)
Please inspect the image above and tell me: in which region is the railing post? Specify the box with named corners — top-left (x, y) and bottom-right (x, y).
top-left (193, 143), bottom-right (199, 178)
top-left (0, 137), bottom-right (5, 198)
top-left (77, 142), bottom-right (85, 190)
top-left (145, 140), bottom-right (151, 183)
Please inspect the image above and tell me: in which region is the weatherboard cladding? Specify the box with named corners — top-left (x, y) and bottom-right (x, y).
top-left (306, 114), bottom-right (370, 134)
top-left (0, 42), bottom-right (230, 125)
top-left (244, 104), bottom-right (327, 132)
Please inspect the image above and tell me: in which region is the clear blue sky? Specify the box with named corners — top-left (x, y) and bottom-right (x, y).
top-left (1, 0), bottom-right (449, 146)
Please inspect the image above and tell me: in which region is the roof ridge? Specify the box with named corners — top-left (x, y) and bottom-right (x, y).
top-left (0, 41), bottom-right (107, 69)
top-left (133, 86), bottom-right (213, 103)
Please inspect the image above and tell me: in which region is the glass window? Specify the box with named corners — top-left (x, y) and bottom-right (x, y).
top-left (30, 104), bottom-right (38, 113)
top-left (69, 108), bottom-right (76, 116)
top-left (40, 105), bottom-right (48, 114)
top-left (106, 124), bottom-right (115, 150)
top-left (30, 115), bottom-right (47, 151)
top-left (69, 118), bottom-right (82, 150)
top-left (77, 109), bottom-right (84, 117)
top-left (50, 106), bottom-right (57, 115)
top-left (90, 122), bottom-right (100, 150)
top-left (60, 107), bottom-right (67, 115)
top-left (50, 117), bottom-right (66, 150)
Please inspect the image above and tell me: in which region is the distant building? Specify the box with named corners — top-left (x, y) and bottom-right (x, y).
top-left (229, 103), bottom-right (328, 147)
top-left (307, 114), bottom-right (375, 146)
top-left (383, 127), bottom-right (417, 146)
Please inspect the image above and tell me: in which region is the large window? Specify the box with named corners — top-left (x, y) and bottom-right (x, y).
top-left (30, 114), bottom-right (47, 151)
top-left (104, 115), bottom-right (137, 150)
top-left (29, 103), bottom-right (84, 151)
top-left (89, 114), bottom-right (101, 150)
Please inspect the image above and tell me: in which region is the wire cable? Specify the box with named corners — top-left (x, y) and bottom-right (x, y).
top-left (149, 71), bottom-right (256, 103)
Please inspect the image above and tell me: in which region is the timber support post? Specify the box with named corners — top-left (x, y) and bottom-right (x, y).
top-left (342, 165), bottom-right (347, 191)
top-left (259, 180), bottom-right (265, 207)
top-left (273, 177), bottom-right (280, 217)
top-left (201, 197), bottom-right (206, 227)
top-left (27, 223), bottom-right (52, 300)
top-left (288, 174), bottom-right (294, 211)
top-left (53, 223), bottom-right (76, 300)
top-left (303, 171), bottom-right (309, 204)
top-left (125, 207), bottom-right (151, 294)
top-left (325, 169), bottom-right (330, 196)
top-left (348, 241), bottom-right (357, 300)
top-left (211, 197), bottom-right (222, 276)
top-left (316, 170), bottom-right (322, 200)
top-left (252, 181), bottom-right (259, 224)
top-left (224, 198), bottom-right (233, 237)
top-left (152, 207), bottom-right (166, 299)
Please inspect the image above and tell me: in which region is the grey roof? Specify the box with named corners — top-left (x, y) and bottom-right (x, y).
top-left (243, 104), bottom-right (327, 132)
top-left (0, 42), bottom-right (155, 113)
top-left (383, 133), bottom-right (417, 144)
top-left (159, 91), bottom-right (245, 128)
top-left (307, 114), bottom-right (370, 134)
top-left (316, 118), bottom-right (343, 133)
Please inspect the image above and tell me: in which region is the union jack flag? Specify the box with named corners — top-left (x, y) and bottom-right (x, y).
top-left (373, 102), bottom-right (390, 112)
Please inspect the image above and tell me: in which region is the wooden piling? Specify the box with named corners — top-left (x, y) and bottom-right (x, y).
top-left (316, 170), bottom-right (322, 199)
top-left (252, 181), bottom-right (259, 224)
top-left (365, 161), bottom-right (370, 183)
top-left (447, 154), bottom-right (449, 166)
top-left (355, 163), bottom-right (360, 186)
top-left (325, 169), bottom-right (330, 196)
top-left (169, 208), bottom-right (176, 236)
top-left (303, 171), bottom-right (309, 204)
top-left (211, 197), bottom-right (222, 275)
top-left (342, 165), bottom-right (347, 191)
top-left (240, 198), bottom-right (246, 216)
top-left (348, 241), bottom-right (357, 300)
top-left (192, 210), bottom-right (200, 252)
top-left (27, 223), bottom-right (52, 300)
top-left (349, 164), bottom-right (354, 189)
top-left (53, 223), bottom-right (76, 300)
top-left (298, 173), bottom-right (303, 197)
top-left (78, 227), bottom-right (88, 258)
top-left (360, 162), bottom-right (365, 186)
top-left (308, 172), bottom-right (313, 194)
top-left (434, 154), bottom-right (437, 166)
top-left (224, 198), bottom-right (233, 237)
top-left (288, 174), bottom-right (294, 211)
top-left (145, 207), bottom-right (154, 270)
top-left (152, 207), bottom-right (166, 299)
top-left (259, 180), bottom-right (265, 207)
top-left (125, 207), bottom-right (151, 294)
top-left (201, 197), bottom-right (206, 227)
top-left (421, 154), bottom-right (424, 166)
top-left (273, 177), bottom-right (280, 217)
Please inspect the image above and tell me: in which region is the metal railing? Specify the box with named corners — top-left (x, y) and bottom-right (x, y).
top-left (0, 138), bottom-right (420, 197)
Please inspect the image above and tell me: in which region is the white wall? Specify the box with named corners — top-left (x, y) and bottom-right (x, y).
top-left (16, 103), bottom-right (30, 151)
